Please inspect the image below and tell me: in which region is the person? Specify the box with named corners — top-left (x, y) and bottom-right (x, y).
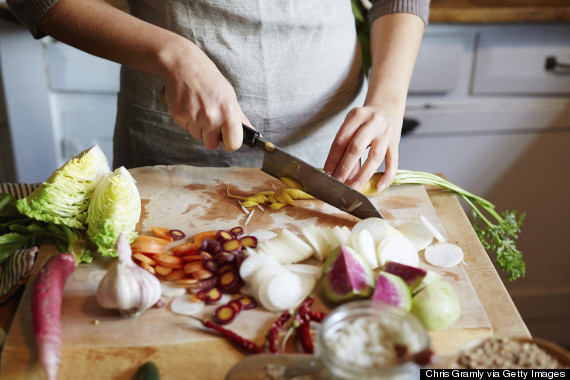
top-left (7, 0), bottom-right (429, 192)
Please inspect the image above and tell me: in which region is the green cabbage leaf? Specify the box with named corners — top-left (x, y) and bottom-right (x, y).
top-left (16, 145), bottom-right (111, 229)
top-left (87, 166), bottom-right (141, 257)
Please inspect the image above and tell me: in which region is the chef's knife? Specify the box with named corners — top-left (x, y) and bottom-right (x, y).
top-left (242, 124), bottom-right (384, 220)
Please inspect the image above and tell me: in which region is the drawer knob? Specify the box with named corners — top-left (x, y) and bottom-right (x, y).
top-left (545, 56), bottom-right (570, 75)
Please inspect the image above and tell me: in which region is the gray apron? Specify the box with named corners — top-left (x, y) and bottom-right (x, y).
top-left (114, 0), bottom-right (366, 169)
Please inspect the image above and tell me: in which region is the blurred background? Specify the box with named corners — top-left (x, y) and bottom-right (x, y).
top-left (0, 0), bottom-right (569, 348)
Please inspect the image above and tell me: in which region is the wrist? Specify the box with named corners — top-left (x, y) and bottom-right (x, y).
top-left (154, 33), bottom-right (198, 81)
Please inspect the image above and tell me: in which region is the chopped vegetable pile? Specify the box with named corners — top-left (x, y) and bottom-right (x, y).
top-left (227, 176), bottom-right (315, 211)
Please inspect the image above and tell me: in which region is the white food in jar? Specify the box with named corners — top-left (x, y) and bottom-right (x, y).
top-left (325, 317), bottom-right (423, 368)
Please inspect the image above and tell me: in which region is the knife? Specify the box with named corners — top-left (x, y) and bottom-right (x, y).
top-left (242, 124), bottom-right (384, 220)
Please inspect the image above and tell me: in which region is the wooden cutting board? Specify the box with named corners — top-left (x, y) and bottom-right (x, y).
top-left (0, 166), bottom-right (492, 379)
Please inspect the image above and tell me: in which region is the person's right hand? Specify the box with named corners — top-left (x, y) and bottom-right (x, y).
top-left (160, 41), bottom-right (248, 152)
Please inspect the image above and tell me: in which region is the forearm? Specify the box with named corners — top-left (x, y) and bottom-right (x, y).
top-left (364, 13), bottom-right (425, 117)
top-left (36, 0), bottom-right (193, 80)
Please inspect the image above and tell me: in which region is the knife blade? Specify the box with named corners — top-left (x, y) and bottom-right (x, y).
top-left (242, 124), bottom-right (384, 220)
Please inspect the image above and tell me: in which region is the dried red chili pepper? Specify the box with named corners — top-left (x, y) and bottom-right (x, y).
top-left (202, 320), bottom-right (262, 354)
top-left (295, 315), bottom-right (314, 354)
top-left (309, 310), bottom-right (327, 322)
top-left (267, 310), bottom-right (292, 354)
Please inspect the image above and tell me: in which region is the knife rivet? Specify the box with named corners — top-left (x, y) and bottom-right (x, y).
top-left (265, 141), bottom-right (275, 152)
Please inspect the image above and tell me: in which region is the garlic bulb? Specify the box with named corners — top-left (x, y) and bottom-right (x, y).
top-left (96, 232), bottom-right (161, 317)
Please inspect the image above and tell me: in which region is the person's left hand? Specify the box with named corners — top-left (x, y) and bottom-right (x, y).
top-left (323, 104), bottom-right (403, 192)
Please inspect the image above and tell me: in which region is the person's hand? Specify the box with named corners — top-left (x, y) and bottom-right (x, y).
top-left (161, 42), bottom-right (249, 151)
top-left (323, 104), bottom-right (403, 192)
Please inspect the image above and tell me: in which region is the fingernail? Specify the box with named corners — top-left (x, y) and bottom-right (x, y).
top-left (351, 181), bottom-right (361, 190)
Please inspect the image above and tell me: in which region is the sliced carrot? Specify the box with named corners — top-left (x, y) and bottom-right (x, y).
top-left (133, 235), bottom-right (170, 246)
top-left (166, 269), bottom-right (186, 281)
top-left (175, 277), bottom-right (199, 286)
top-left (184, 261), bottom-right (205, 274)
top-left (131, 235), bottom-right (170, 254)
top-left (151, 227), bottom-right (174, 242)
top-left (181, 254), bottom-right (204, 262)
top-left (153, 254), bottom-right (183, 265)
top-left (193, 268), bottom-right (215, 280)
top-left (193, 230), bottom-right (218, 245)
top-left (132, 253), bottom-right (157, 266)
top-left (279, 176), bottom-right (302, 190)
top-left (155, 265), bottom-right (173, 277)
top-left (171, 242), bottom-right (201, 256)
top-left (139, 261), bottom-right (156, 275)
top-left (131, 243), bottom-right (164, 255)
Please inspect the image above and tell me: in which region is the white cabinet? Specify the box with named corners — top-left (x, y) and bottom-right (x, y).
top-left (403, 23), bottom-right (570, 346)
top-left (0, 19), bottom-right (119, 183)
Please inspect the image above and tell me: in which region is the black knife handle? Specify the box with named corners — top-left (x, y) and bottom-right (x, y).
top-left (242, 124), bottom-right (260, 147)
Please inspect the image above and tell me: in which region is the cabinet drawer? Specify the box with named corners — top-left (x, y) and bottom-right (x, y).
top-left (472, 32), bottom-right (570, 95)
top-left (408, 34), bottom-right (470, 94)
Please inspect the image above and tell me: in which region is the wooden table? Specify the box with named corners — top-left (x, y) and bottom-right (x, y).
top-left (0, 167), bottom-right (529, 379)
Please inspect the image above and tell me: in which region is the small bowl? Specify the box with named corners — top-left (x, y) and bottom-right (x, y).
top-left (316, 300), bottom-right (431, 380)
top-left (451, 336), bottom-right (570, 369)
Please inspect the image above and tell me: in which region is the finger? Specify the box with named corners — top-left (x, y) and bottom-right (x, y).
top-left (201, 124), bottom-right (222, 150)
top-left (186, 120), bottom-right (203, 140)
top-left (331, 119), bottom-right (376, 183)
top-left (221, 112), bottom-right (243, 152)
top-left (346, 158), bottom-right (362, 183)
top-left (346, 139), bottom-right (386, 190)
top-left (375, 147), bottom-right (399, 192)
top-left (323, 108), bottom-right (366, 175)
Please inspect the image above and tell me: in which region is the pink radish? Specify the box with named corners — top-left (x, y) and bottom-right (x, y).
top-left (31, 253), bottom-right (75, 380)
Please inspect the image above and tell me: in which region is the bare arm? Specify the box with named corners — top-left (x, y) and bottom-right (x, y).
top-left (323, 12), bottom-right (425, 191)
top-left (37, 0), bottom-right (245, 151)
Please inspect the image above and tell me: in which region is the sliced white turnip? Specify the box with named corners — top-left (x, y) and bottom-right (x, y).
top-left (239, 254), bottom-right (280, 282)
top-left (258, 271), bottom-right (303, 312)
top-left (285, 263), bottom-right (322, 280)
top-left (276, 229), bottom-right (314, 263)
top-left (351, 228), bottom-right (378, 269)
top-left (376, 234), bottom-right (419, 267)
top-left (254, 238), bottom-right (289, 264)
top-left (170, 295), bottom-right (205, 316)
top-left (396, 222), bottom-right (433, 251)
top-left (352, 217), bottom-right (394, 244)
top-left (420, 214), bottom-right (446, 243)
top-left (319, 227), bottom-right (338, 259)
top-left (249, 264), bottom-right (290, 296)
top-left (332, 226), bottom-right (352, 247)
top-left (424, 243), bottom-right (464, 268)
top-left (161, 282), bottom-right (187, 298)
top-left (297, 272), bottom-right (318, 300)
top-left (249, 230), bottom-right (277, 242)
top-left (301, 225), bottom-right (329, 261)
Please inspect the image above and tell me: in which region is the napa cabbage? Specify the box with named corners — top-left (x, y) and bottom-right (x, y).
top-left (87, 166), bottom-right (141, 256)
top-left (16, 145), bottom-right (111, 229)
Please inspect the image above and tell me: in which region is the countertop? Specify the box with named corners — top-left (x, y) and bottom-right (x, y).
top-left (1, 0), bottom-right (569, 23)
top-left (429, 0), bottom-right (570, 23)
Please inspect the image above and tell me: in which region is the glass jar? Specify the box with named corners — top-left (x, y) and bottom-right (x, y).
top-left (316, 300), bottom-right (430, 380)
